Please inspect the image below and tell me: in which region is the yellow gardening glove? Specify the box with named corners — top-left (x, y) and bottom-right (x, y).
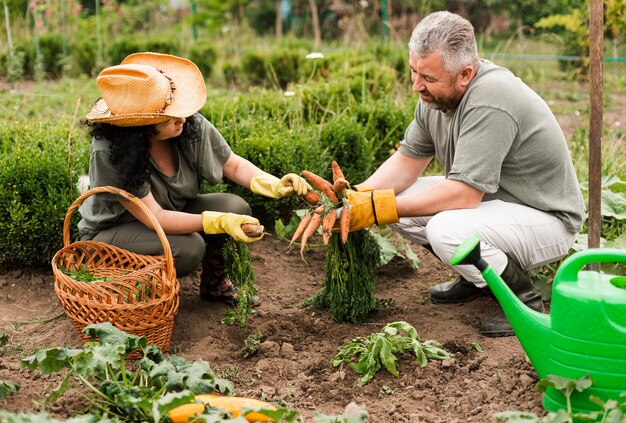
top-left (345, 189), bottom-right (399, 232)
top-left (353, 183), bottom-right (374, 192)
top-left (201, 211), bottom-right (264, 243)
top-left (249, 172), bottom-right (312, 199)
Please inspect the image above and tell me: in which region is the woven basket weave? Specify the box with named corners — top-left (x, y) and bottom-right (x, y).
top-left (52, 186), bottom-right (179, 354)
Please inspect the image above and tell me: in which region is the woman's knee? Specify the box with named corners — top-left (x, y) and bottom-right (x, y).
top-left (221, 194), bottom-right (252, 215)
top-left (170, 234), bottom-right (205, 276)
top-left (186, 193), bottom-right (251, 215)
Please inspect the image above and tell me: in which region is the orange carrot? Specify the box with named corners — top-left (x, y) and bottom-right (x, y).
top-left (302, 190), bottom-right (321, 205)
top-left (302, 170), bottom-right (339, 203)
top-left (300, 206), bottom-right (324, 257)
top-left (321, 210), bottom-right (337, 245)
top-left (287, 180), bottom-right (320, 205)
top-left (339, 200), bottom-right (351, 244)
top-left (290, 212), bottom-right (312, 248)
top-left (332, 178), bottom-right (348, 197)
top-left (331, 161), bottom-right (345, 183)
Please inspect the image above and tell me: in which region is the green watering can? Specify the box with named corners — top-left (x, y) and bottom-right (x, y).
top-left (450, 235), bottom-right (626, 414)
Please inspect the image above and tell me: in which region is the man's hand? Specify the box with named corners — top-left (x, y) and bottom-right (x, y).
top-left (202, 211), bottom-right (264, 242)
top-left (249, 172), bottom-right (312, 198)
top-left (344, 189), bottom-right (399, 232)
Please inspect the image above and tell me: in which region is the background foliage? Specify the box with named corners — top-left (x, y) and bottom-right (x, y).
top-left (0, 1), bottom-right (625, 268)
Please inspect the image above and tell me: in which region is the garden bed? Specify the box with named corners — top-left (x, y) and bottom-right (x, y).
top-left (0, 236), bottom-right (543, 421)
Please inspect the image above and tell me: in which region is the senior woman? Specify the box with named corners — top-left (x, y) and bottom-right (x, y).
top-left (79, 52), bottom-right (310, 305)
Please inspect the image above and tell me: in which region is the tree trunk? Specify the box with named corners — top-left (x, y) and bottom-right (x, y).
top-left (308, 0), bottom-right (321, 50)
top-left (275, 0), bottom-right (282, 38)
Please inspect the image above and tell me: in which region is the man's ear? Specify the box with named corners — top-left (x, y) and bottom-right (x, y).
top-left (459, 64), bottom-right (475, 87)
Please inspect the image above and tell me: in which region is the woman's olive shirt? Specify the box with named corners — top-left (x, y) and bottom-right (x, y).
top-left (77, 114), bottom-right (232, 237)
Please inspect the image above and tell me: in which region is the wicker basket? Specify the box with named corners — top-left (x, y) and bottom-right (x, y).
top-left (52, 186), bottom-right (179, 355)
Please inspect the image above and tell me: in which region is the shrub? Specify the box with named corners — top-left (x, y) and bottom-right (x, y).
top-left (70, 35), bottom-right (98, 76)
top-left (188, 42), bottom-right (217, 79)
top-left (241, 50), bottom-right (270, 87)
top-left (0, 121), bottom-right (88, 268)
top-left (218, 118), bottom-right (329, 225)
top-left (108, 36), bottom-right (180, 65)
top-left (318, 114), bottom-right (369, 183)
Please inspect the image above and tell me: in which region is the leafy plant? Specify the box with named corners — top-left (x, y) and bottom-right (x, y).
top-left (241, 330), bottom-right (263, 358)
top-left (223, 239), bottom-right (257, 329)
top-left (494, 374), bottom-right (626, 423)
top-left (332, 321), bottom-right (452, 387)
top-left (313, 230), bottom-right (381, 324)
top-left (0, 380), bottom-right (20, 398)
top-left (19, 322), bottom-right (233, 421)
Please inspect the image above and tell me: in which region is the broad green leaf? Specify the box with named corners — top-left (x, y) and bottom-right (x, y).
top-left (244, 408), bottom-right (300, 422)
top-left (378, 338), bottom-right (398, 377)
top-left (370, 231), bottom-right (397, 266)
top-left (274, 218), bottom-right (287, 239)
top-left (601, 190), bottom-right (626, 219)
top-left (20, 347), bottom-right (80, 374)
top-left (82, 322), bottom-right (148, 355)
top-left (0, 380), bottom-right (19, 398)
top-left (605, 232), bottom-right (626, 249)
top-left (385, 321), bottom-right (419, 340)
top-left (73, 343), bottom-right (128, 377)
top-left (536, 374), bottom-right (592, 396)
top-left (46, 373), bottom-right (71, 404)
top-left (152, 390), bottom-right (196, 423)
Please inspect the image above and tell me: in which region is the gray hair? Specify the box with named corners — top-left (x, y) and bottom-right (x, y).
top-left (408, 11), bottom-right (479, 75)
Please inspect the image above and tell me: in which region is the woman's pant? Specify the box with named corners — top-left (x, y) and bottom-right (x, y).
top-left (83, 193), bottom-right (251, 277)
top-left (389, 176), bottom-right (576, 286)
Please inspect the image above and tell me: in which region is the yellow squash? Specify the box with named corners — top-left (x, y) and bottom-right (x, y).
top-left (168, 394), bottom-right (276, 422)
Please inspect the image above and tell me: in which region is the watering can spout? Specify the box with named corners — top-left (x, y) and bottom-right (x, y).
top-left (450, 236), bottom-right (552, 376)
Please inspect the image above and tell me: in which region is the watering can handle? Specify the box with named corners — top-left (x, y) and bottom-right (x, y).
top-left (554, 248), bottom-right (626, 284)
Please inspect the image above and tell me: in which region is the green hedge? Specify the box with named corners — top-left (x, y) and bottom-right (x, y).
top-left (1, 43), bottom-right (415, 267)
top-left (0, 121), bottom-right (89, 268)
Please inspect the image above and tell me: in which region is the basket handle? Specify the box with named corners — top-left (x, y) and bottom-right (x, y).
top-left (63, 185), bottom-right (176, 281)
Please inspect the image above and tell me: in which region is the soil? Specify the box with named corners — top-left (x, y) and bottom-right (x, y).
top-left (0, 237), bottom-right (544, 422)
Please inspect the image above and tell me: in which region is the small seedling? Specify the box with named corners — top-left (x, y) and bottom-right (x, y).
top-left (332, 321), bottom-right (452, 386)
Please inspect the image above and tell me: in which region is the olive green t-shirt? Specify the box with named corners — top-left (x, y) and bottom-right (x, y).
top-left (398, 60), bottom-right (585, 233)
top-left (77, 113), bottom-right (232, 236)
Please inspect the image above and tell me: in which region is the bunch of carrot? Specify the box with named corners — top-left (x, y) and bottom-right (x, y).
top-left (289, 161), bottom-right (352, 258)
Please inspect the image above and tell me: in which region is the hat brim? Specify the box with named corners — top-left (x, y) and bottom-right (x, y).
top-left (86, 52), bottom-right (207, 127)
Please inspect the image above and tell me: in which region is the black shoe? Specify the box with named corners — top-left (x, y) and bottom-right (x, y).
top-left (429, 277), bottom-right (487, 304)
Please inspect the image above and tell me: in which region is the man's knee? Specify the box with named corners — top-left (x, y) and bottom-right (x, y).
top-left (424, 211), bottom-right (469, 261)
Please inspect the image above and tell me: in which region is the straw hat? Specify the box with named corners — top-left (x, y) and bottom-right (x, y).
top-left (86, 52), bottom-right (207, 127)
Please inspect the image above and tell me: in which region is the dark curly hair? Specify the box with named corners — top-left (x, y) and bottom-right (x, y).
top-left (83, 114), bottom-right (202, 195)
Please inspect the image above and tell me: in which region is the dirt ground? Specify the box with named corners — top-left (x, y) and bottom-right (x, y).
top-left (0, 236), bottom-right (544, 422)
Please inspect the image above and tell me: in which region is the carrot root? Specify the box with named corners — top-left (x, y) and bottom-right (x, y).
top-left (289, 212), bottom-right (313, 249)
top-left (331, 161), bottom-right (345, 183)
top-left (339, 199), bottom-right (351, 244)
top-left (332, 178), bottom-right (348, 198)
top-left (321, 210), bottom-right (337, 245)
top-left (300, 206), bottom-right (324, 260)
top-left (302, 170), bottom-right (339, 203)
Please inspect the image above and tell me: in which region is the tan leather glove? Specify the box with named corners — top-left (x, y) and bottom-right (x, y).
top-left (345, 189), bottom-right (399, 232)
top-left (353, 183), bottom-right (374, 192)
top-left (249, 172), bottom-right (312, 198)
top-left (201, 211), bottom-right (263, 243)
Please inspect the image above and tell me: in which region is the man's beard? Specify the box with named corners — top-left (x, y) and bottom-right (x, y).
top-left (420, 89), bottom-right (464, 112)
